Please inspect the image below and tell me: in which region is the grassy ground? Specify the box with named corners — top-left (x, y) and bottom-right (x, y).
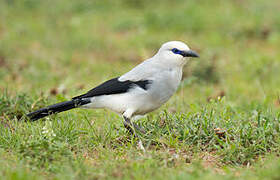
top-left (1, 0), bottom-right (280, 179)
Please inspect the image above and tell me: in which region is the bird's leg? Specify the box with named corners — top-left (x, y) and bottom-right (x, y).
top-left (123, 116), bottom-right (145, 152)
top-left (123, 116), bottom-right (134, 135)
top-left (123, 116), bottom-right (146, 134)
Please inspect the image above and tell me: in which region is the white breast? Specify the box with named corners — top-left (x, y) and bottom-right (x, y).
top-left (148, 67), bottom-right (182, 105)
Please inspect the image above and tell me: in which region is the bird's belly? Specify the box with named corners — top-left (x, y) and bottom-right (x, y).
top-left (83, 87), bottom-right (156, 115)
top-left (134, 83), bottom-right (179, 114)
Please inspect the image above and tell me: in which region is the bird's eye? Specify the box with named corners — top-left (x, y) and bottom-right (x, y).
top-left (172, 48), bottom-right (181, 54)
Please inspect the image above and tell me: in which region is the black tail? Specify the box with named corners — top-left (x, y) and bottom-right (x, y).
top-left (27, 98), bottom-right (91, 121)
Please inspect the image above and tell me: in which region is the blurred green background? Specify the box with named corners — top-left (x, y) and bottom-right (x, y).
top-left (1, 0), bottom-right (279, 105)
top-left (1, 0), bottom-right (280, 179)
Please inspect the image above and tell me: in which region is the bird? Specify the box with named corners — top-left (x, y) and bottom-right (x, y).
top-left (27, 41), bottom-right (199, 135)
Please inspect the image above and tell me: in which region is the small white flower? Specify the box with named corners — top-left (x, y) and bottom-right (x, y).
top-left (42, 121), bottom-right (56, 139)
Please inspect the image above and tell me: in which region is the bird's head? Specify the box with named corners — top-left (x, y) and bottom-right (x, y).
top-left (155, 41), bottom-right (199, 66)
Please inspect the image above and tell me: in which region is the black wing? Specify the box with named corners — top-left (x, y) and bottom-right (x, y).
top-left (72, 77), bottom-right (152, 99)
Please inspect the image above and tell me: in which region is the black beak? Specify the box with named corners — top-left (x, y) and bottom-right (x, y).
top-left (181, 50), bottom-right (199, 58)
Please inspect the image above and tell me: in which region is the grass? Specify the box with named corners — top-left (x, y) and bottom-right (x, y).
top-left (1, 0), bottom-right (280, 179)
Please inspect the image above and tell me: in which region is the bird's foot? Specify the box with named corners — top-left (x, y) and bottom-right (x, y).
top-left (137, 139), bottom-right (146, 152)
top-left (123, 116), bottom-right (146, 152)
top-left (133, 123), bottom-right (146, 134)
top-left (123, 116), bottom-right (146, 134)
